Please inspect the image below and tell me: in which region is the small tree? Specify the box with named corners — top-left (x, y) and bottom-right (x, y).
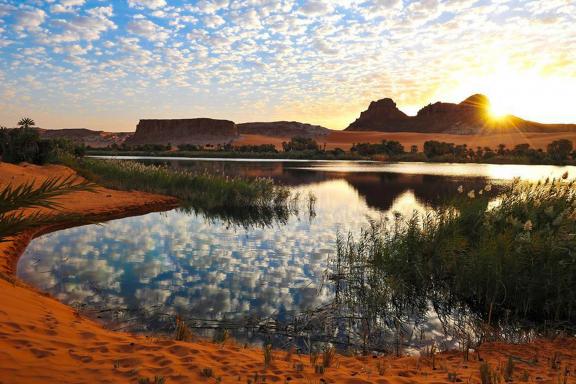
top-left (282, 137), bottom-right (320, 152)
top-left (547, 139), bottom-right (573, 163)
top-left (18, 117), bottom-right (36, 129)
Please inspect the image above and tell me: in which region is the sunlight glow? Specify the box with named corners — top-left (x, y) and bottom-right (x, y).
top-left (439, 61), bottom-right (576, 124)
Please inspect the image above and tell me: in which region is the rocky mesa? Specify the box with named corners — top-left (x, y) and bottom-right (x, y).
top-left (125, 118), bottom-right (238, 146)
top-left (346, 94), bottom-right (576, 134)
top-left (238, 121), bottom-right (331, 138)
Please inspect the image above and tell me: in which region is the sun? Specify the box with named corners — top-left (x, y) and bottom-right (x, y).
top-left (487, 102), bottom-right (509, 120)
top-left (438, 61), bottom-right (576, 124)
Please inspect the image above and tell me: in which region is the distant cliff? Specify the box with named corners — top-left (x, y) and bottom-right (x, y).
top-left (126, 118), bottom-right (238, 145)
top-left (37, 128), bottom-right (131, 148)
top-left (346, 94), bottom-right (576, 134)
top-left (238, 121), bottom-right (331, 138)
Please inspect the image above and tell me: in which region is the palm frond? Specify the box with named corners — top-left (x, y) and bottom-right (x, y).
top-left (0, 175), bottom-right (98, 215)
top-left (0, 175), bottom-right (98, 241)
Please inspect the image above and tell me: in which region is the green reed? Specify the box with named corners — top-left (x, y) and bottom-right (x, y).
top-left (60, 156), bottom-right (300, 227)
top-left (333, 177), bottom-right (576, 345)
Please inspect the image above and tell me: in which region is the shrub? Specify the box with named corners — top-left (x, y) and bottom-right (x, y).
top-left (282, 137), bottom-right (320, 152)
top-left (547, 139), bottom-right (573, 163)
top-left (0, 127), bottom-right (84, 165)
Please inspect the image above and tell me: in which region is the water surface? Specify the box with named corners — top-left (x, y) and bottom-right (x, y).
top-left (18, 160), bottom-right (575, 348)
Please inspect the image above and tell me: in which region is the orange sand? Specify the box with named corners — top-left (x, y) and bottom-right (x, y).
top-left (234, 131), bottom-right (576, 151)
top-left (1, 162), bottom-right (575, 383)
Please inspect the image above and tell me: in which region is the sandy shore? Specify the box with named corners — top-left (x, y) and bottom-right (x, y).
top-left (0, 162), bottom-right (575, 383)
top-left (234, 131), bottom-right (576, 151)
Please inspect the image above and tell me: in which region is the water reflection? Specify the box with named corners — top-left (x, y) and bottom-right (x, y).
top-left (17, 160), bottom-right (573, 349)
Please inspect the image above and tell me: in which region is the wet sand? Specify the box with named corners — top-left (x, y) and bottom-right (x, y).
top-left (0, 162), bottom-right (575, 383)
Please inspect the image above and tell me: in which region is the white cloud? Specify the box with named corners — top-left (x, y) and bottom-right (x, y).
top-left (44, 6), bottom-right (116, 42)
top-left (299, 0), bottom-right (333, 16)
top-left (127, 0), bottom-right (167, 10)
top-left (126, 18), bottom-right (169, 42)
top-left (0, 3), bottom-right (15, 17)
top-left (203, 14), bottom-right (225, 29)
top-left (312, 39), bottom-right (339, 55)
top-left (14, 7), bottom-right (46, 33)
top-left (51, 0), bottom-right (86, 14)
top-left (53, 44), bottom-right (90, 56)
top-left (196, 0), bottom-right (229, 14)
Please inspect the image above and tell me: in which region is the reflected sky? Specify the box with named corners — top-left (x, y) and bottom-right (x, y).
top-left (17, 160), bottom-right (572, 343)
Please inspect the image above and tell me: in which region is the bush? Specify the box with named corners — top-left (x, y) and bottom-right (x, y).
top-left (351, 140), bottom-right (404, 157)
top-left (423, 140), bottom-right (455, 158)
top-left (282, 136), bottom-right (320, 152)
top-left (547, 139), bottom-right (573, 163)
top-left (0, 127), bottom-right (84, 165)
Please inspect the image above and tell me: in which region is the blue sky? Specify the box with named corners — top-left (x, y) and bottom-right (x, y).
top-left (0, 0), bottom-right (575, 131)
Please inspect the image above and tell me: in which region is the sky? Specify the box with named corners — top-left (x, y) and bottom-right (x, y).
top-left (0, 0), bottom-right (575, 132)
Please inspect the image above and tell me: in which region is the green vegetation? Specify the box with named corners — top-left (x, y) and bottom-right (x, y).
top-left (0, 176), bottom-right (96, 242)
top-left (87, 136), bottom-right (576, 165)
top-left (332, 176), bottom-right (576, 348)
top-left (1, 118), bottom-right (84, 165)
top-left (0, 117), bottom-right (304, 232)
top-left (59, 156), bottom-right (301, 227)
top-left (351, 140), bottom-right (404, 157)
top-left (421, 139), bottom-right (576, 164)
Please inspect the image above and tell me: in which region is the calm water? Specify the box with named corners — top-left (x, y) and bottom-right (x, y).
top-left (17, 160), bottom-right (576, 348)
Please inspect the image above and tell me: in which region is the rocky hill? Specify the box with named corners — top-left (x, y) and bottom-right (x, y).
top-left (37, 128), bottom-right (132, 148)
top-left (346, 94), bottom-right (576, 134)
top-left (125, 118), bottom-right (238, 146)
top-left (238, 121), bottom-right (331, 138)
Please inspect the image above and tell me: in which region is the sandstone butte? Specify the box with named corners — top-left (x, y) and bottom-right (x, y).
top-left (1, 161), bottom-right (576, 384)
top-left (125, 118), bottom-right (239, 146)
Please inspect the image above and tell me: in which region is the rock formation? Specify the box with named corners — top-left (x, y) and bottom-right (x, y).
top-left (126, 118), bottom-right (238, 146)
top-left (37, 128), bottom-right (132, 148)
top-left (346, 98), bottom-right (409, 131)
top-left (238, 121), bottom-right (331, 138)
top-left (346, 94), bottom-right (576, 134)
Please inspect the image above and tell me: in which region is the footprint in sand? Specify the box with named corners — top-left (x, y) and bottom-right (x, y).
top-left (68, 349), bottom-right (94, 363)
top-left (30, 348), bottom-right (55, 359)
top-left (167, 345), bottom-right (190, 357)
top-left (7, 338), bottom-right (33, 349)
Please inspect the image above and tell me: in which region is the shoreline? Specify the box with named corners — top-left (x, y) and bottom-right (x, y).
top-left (1, 162), bottom-right (575, 383)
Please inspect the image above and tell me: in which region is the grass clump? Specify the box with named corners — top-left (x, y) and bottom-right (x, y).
top-left (137, 376), bottom-right (166, 384)
top-left (263, 344), bottom-right (273, 368)
top-left (174, 316), bottom-right (193, 342)
top-left (61, 157), bottom-right (298, 227)
top-left (322, 346), bottom-right (335, 368)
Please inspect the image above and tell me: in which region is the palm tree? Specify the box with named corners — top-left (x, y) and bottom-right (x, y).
top-left (17, 117), bottom-right (36, 129)
top-left (0, 176), bottom-right (97, 242)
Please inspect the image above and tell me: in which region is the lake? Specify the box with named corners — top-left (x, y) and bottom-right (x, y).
top-left (17, 159), bottom-right (576, 350)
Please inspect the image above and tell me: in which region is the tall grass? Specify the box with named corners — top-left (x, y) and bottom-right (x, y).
top-left (333, 177), bottom-right (576, 346)
top-left (60, 156), bottom-right (299, 227)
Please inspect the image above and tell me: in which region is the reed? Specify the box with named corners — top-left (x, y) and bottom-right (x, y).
top-left (61, 156), bottom-right (299, 227)
top-left (332, 177), bottom-right (576, 347)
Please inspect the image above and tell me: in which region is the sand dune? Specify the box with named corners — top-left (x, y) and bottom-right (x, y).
top-left (234, 131), bottom-right (576, 152)
top-left (1, 162), bottom-right (575, 383)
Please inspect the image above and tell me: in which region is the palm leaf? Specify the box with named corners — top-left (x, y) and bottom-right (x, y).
top-left (0, 175), bottom-right (98, 241)
top-left (0, 175), bottom-right (97, 214)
